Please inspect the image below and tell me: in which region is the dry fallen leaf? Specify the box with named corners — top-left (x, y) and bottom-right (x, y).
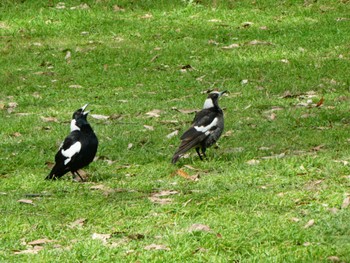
top-left (65, 51), bottom-right (71, 64)
top-left (246, 40), bottom-right (273, 46)
top-left (69, 84), bottom-right (83, 89)
top-left (241, 21), bottom-right (253, 27)
top-left (172, 107), bottom-right (198, 114)
top-left (144, 244), bottom-right (170, 251)
top-left (246, 159), bottom-right (260, 165)
top-left (141, 13), bottom-right (153, 19)
top-left (92, 233), bottom-right (111, 244)
top-left (189, 224), bottom-right (212, 232)
top-left (152, 190), bottom-right (179, 197)
top-left (166, 130), bottom-right (178, 139)
top-left (41, 116), bottom-right (58, 123)
top-left (14, 246), bottom-right (43, 255)
top-left (148, 196), bottom-right (173, 205)
top-left (143, 125), bottom-right (154, 131)
top-left (222, 43), bottom-right (240, 49)
top-left (12, 132), bottom-right (22, 137)
top-left (91, 114), bottom-right (109, 120)
top-left (304, 219), bottom-right (315, 228)
top-left (146, 109), bottom-right (161, 118)
top-left (316, 97), bottom-right (324, 107)
top-left (69, 218), bottom-right (86, 228)
top-left (17, 199), bottom-right (34, 205)
top-left (341, 196), bottom-right (350, 209)
top-left (28, 239), bottom-right (55, 246)
top-left (113, 5), bottom-right (125, 12)
top-left (174, 169), bottom-right (200, 181)
top-left (327, 256), bottom-right (341, 262)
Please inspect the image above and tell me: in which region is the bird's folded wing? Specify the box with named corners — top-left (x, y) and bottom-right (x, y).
top-left (56, 132), bottom-right (82, 165)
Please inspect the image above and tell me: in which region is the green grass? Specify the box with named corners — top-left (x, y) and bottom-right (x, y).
top-left (1, 0), bottom-right (350, 261)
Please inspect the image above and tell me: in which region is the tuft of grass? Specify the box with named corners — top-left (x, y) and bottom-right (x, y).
top-left (1, 0), bottom-right (350, 261)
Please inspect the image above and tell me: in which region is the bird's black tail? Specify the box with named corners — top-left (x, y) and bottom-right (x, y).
top-left (172, 138), bottom-right (201, 164)
top-left (45, 164), bottom-right (68, 180)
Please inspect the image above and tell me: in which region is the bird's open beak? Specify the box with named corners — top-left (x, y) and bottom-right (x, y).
top-left (81, 104), bottom-right (90, 115)
top-left (219, 90), bottom-right (227, 97)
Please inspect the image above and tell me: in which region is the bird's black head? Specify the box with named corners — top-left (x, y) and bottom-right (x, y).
top-left (203, 90), bottom-right (227, 109)
top-left (70, 104), bottom-right (90, 131)
top-left (72, 104), bottom-right (90, 120)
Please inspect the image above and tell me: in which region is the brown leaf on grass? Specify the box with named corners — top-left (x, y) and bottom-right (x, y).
top-left (141, 13), bottom-right (153, 19)
top-left (69, 84), bottom-right (83, 89)
top-left (261, 153), bottom-right (285, 159)
top-left (341, 196), bottom-right (350, 209)
top-left (312, 144), bottom-right (325, 152)
top-left (92, 233), bottom-right (111, 244)
top-left (144, 244), bottom-right (170, 251)
top-left (152, 190), bottom-right (179, 197)
top-left (327, 256), bottom-right (341, 262)
top-left (91, 114), bottom-right (109, 120)
top-left (246, 159), bottom-right (260, 165)
top-left (65, 51), bottom-right (71, 64)
top-left (17, 199), bottom-right (34, 205)
top-left (148, 196), bottom-right (173, 205)
top-left (305, 180), bottom-right (323, 191)
top-left (11, 132), bottom-right (22, 137)
top-left (266, 113), bottom-right (276, 121)
top-left (189, 224), bottom-right (212, 232)
top-left (143, 125), bottom-right (154, 131)
top-left (166, 130), bottom-right (178, 139)
top-left (241, 21), bottom-right (253, 27)
top-left (246, 40), bottom-right (273, 46)
top-left (328, 207), bottom-right (339, 214)
top-left (8, 102), bottom-right (18, 108)
top-left (90, 184), bottom-right (115, 195)
top-left (28, 239), bottom-right (55, 246)
top-left (113, 5), bottom-right (125, 12)
top-left (222, 43), bottom-right (240, 49)
top-left (174, 169), bottom-right (200, 181)
top-left (172, 107), bottom-right (198, 114)
top-left (41, 116), bottom-right (58, 123)
top-left (180, 64), bottom-right (195, 72)
top-left (316, 97), bottom-right (324, 107)
top-left (0, 103), bottom-right (5, 110)
top-left (14, 246), bottom-right (43, 255)
top-left (291, 217), bottom-right (300, 222)
top-left (146, 109), bottom-right (162, 118)
top-left (69, 218), bottom-right (86, 228)
top-left (304, 219), bottom-right (315, 228)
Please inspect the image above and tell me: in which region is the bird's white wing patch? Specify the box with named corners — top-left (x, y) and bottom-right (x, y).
top-left (194, 117), bottom-right (218, 135)
top-left (61, 141), bottom-right (81, 165)
top-left (70, 119), bottom-right (80, 132)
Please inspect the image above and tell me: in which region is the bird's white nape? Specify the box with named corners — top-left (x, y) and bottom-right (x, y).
top-left (203, 98), bottom-right (214, 109)
top-left (70, 119), bottom-right (80, 131)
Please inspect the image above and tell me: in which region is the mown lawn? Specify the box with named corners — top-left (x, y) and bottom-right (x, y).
top-left (1, 0), bottom-right (350, 262)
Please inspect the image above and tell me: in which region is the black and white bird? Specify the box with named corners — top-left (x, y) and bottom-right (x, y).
top-left (45, 104), bottom-right (98, 180)
top-left (172, 90), bottom-right (227, 164)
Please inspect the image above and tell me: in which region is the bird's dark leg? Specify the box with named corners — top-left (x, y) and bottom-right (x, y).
top-left (195, 147), bottom-right (203, 160)
top-left (201, 147), bottom-right (207, 158)
top-left (72, 171), bottom-right (85, 182)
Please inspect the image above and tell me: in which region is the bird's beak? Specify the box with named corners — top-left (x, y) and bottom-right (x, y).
top-left (81, 104), bottom-right (89, 112)
top-left (219, 90), bottom-right (227, 97)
